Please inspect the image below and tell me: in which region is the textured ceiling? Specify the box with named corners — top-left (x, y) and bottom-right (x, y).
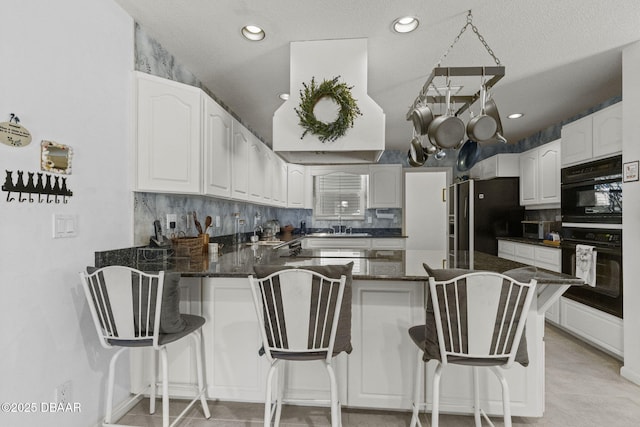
top-left (114, 0), bottom-right (640, 151)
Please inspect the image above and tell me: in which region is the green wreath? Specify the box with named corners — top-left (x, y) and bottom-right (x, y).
top-left (294, 76), bottom-right (362, 143)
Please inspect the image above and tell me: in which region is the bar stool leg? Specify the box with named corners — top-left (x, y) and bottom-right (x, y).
top-left (473, 366), bottom-right (481, 426)
top-left (491, 366), bottom-right (512, 427)
top-left (325, 361), bottom-right (341, 427)
top-left (431, 362), bottom-right (443, 427)
top-left (161, 347), bottom-right (169, 427)
top-left (193, 330), bottom-right (211, 419)
top-left (150, 348), bottom-right (157, 415)
top-left (410, 348), bottom-right (423, 427)
top-left (264, 360), bottom-right (279, 427)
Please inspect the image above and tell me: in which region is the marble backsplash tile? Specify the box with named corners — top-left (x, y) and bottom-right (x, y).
top-left (133, 192), bottom-right (402, 246)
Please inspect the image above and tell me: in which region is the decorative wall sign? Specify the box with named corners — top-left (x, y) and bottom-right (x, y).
top-left (0, 114), bottom-right (32, 147)
top-left (2, 169), bottom-right (73, 203)
top-left (41, 140), bottom-right (73, 174)
top-left (623, 160), bottom-right (639, 182)
top-left (294, 76), bottom-right (362, 143)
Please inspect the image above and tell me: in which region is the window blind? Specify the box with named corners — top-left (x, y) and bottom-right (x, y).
top-left (314, 172), bottom-right (367, 220)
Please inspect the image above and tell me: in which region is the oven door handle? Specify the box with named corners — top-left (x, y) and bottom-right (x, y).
top-left (561, 242), bottom-right (621, 256)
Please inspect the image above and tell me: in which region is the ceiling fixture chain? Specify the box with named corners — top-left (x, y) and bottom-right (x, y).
top-left (436, 10), bottom-right (501, 67)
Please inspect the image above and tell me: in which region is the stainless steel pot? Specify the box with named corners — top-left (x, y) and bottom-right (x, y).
top-left (427, 86), bottom-right (465, 149)
top-left (407, 149), bottom-right (426, 167)
top-left (410, 101), bottom-right (434, 135)
top-left (466, 83), bottom-right (497, 143)
top-left (409, 136), bottom-right (425, 164)
top-left (484, 97), bottom-right (507, 143)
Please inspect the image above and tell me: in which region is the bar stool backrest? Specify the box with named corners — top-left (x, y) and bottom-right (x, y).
top-left (249, 268), bottom-right (346, 363)
top-left (80, 266), bottom-right (165, 349)
top-left (429, 271), bottom-right (536, 368)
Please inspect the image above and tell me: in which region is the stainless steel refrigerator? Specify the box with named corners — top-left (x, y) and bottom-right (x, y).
top-left (448, 178), bottom-right (524, 269)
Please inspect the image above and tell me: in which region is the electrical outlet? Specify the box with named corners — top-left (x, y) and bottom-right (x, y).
top-left (367, 215), bottom-right (372, 224)
top-left (166, 213), bottom-right (177, 230)
top-left (55, 380), bottom-right (72, 406)
top-left (215, 216), bottom-right (220, 228)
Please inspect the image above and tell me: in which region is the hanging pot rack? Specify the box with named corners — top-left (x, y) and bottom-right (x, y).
top-left (406, 10), bottom-right (505, 120)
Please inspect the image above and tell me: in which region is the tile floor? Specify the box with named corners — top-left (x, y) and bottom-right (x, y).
top-left (117, 325), bottom-right (640, 426)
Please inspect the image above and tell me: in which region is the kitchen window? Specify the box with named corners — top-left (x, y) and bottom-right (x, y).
top-left (313, 172), bottom-right (367, 221)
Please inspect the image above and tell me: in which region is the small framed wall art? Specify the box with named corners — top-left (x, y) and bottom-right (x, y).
top-left (623, 160), bottom-right (639, 182)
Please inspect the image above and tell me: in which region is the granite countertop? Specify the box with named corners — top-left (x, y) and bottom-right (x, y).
top-left (497, 236), bottom-right (561, 248)
top-left (96, 245), bottom-right (581, 285)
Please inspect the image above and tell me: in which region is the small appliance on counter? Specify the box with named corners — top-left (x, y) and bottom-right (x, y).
top-left (262, 219), bottom-right (281, 241)
top-left (522, 220), bottom-right (556, 240)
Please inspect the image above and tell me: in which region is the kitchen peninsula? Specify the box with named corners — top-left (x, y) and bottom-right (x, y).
top-left (94, 243), bottom-right (581, 417)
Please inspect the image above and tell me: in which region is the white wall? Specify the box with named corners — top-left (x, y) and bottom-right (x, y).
top-left (621, 41), bottom-right (640, 384)
top-left (0, 1), bottom-right (134, 426)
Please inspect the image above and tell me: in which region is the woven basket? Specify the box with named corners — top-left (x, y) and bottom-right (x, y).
top-left (172, 236), bottom-right (205, 257)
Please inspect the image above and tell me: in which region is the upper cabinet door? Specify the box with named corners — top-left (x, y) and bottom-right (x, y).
top-left (592, 103), bottom-right (622, 159)
top-left (287, 164), bottom-right (306, 208)
top-left (519, 150), bottom-right (538, 205)
top-left (368, 164), bottom-right (402, 208)
top-left (248, 136), bottom-right (266, 204)
top-left (231, 120), bottom-right (250, 200)
top-left (203, 95), bottom-right (232, 198)
top-left (135, 72), bottom-right (202, 193)
top-left (538, 139), bottom-right (561, 204)
top-left (561, 116), bottom-right (592, 167)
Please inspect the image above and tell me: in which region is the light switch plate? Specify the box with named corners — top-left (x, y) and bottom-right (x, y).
top-left (53, 214), bottom-right (77, 238)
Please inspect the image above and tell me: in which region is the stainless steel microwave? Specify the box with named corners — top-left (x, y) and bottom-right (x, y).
top-left (522, 221), bottom-right (553, 239)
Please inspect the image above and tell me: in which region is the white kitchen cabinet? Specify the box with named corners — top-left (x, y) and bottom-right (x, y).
top-left (203, 95), bottom-right (232, 198)
top-left (135, 72), bottom-right (202, 194)
top-left (287, 163), bottom-right (307, 208)
top-left (201, 277), bottom-right (267, 401)
top-left (248, 137), bottom-right (263, 203)
top-left (130, 277), bottom-right (203, 397)
top-left (371, 238), bottom-right (405, 250)
top-left (231, 120), bottom-right (250, 200)
top-left (519, 139), bottom-right (561, 207)
top-left (348, 279), bottom-right (424, 409)
top-left (469, 153), bottom-right (519, 180)
top-left (368, 164), bottom-right (402, 208)
top-left (271, 154), bottom-right (288, 207)
top-left (592, 103), bottom-right (623, 159)
top-left (561, 102), bottom-right (622, 167)
top-left (560, 297), bottom-right (623, 357)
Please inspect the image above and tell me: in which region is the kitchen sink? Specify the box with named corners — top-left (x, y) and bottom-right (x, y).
top-left (308, 232), bottom-right (371, 237)
top-left (247, 240), bottom-right (283, 246)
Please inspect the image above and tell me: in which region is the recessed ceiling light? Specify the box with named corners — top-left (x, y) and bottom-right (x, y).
top-left (241, 25), bottom-right (265, 41)
top-left (507, 113), bottom-right (524, 119)
top-left (392, 16), bottom-right (419, 34)
top-left (279, 93), bottom-right (289, 101)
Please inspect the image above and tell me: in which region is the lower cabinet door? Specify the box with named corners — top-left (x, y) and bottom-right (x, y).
top-left (348, 279), bottom-right (425, 409)
top-left (202, 278), bottom-right (268, 401)
top-left (130, 277), bottom-right (204, 397)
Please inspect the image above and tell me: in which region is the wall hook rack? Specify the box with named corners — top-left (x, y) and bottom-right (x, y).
top-left (2, 170), bottom-right (73, 204)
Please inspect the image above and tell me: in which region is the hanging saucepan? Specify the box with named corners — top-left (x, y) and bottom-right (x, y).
top-left (427, 83), bottom-right (465, 149)
top-left (466, 79), bottom-right (497, 143)
top-left (484, 97), bottom-right (507, 143)
top-left (407, 149), bottom-right (426, 167)
top-left (410, 98), bottom-right (434, 135)
top-left (409, 135), bottom-right (425, 165)
top-left (456, 139), bottom-right (480, 172)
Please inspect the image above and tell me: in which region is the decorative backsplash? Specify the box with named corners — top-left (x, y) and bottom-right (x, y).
top-left (133, 192), bottom-right (401, 246)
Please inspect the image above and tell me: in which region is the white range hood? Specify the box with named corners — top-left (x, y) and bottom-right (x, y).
top-left (273, 39), bottom-right (385, 164)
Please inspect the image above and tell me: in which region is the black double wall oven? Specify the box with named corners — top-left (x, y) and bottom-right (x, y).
top-left (560, 155), bottom-right (623, 318)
